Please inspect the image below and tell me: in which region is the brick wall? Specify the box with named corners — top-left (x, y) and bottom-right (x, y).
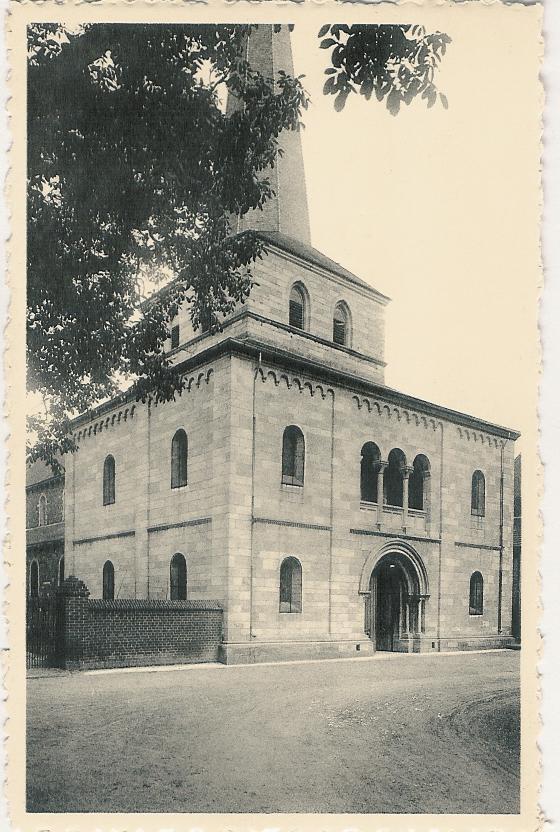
top-left (62, 587), bottom-right (223, 669)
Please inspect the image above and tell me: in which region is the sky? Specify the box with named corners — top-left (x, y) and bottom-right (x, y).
top-left (288, 10), bottom-right (540, 456)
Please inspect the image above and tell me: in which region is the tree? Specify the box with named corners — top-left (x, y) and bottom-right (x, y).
top-left (27, 22), bottom-right (449, 469)
top-left (27, 23), bottom-right (308, 467)
top-left (318, 24), bottom-right (451, 115)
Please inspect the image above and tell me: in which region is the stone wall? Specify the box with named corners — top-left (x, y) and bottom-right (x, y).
top-left (65, 343), bottom-right (517, 663)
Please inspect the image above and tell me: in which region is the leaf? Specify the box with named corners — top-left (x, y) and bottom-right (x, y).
top-left (387, 88), bottom-right (401, 116)
top-left (334, 90), bottom-right (348, 112)
top-left (427, 88), bottom-right (437, 108)
top-left (318, 24), bottom-right (331, 39)
top-left (323, 76), bottom-right (336, 95)
top-left (439, 92), bottom-right (448, 109)
top-left (360, 78), bottom-right (374, 100)
top-left (324, 67), bottom-right (336, 75)
top-left (320, 38), bottom-right (336, 49)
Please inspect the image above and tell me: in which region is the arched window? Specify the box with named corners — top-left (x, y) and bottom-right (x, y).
top-left (279, 557), bottom-right (302, 613)
top-left (171, 429), bottom-right (188, 489)
top-left (385, 448), bottom-right (407, 507)
top-left (170, 552), bottom-right (187, 601)
top-left (409, 454), bottom-right (431, 510)
top-left (333, 302), bottom-right (351, 347)
top-left (103, 455), bottom-right (116, 506)
top-left (29, 560), bottom-right (39, 598)
top-left (281, 425), bottom-right (305, 487)
top-left (471, 470), bottom-right (486, 516)
top-left (38, 493), bottom-right (48, 526)
top-left (289, 283), bottom-right (308, 330)
top-left (58, 556), bottom-right (65, 587)
top-left (103, 560), bottom-right (115, 600)
top-left (469, 571), bottom-right (484, 615)
top-left (360, 442), bottom-right (380, 503)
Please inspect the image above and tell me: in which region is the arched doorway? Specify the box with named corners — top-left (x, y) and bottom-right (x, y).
top-left (360, 541), bottom-right (430, 653)
top-left (372, 557), bottom-right (406, 651)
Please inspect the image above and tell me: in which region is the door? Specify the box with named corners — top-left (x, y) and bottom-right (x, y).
top-left (375, 562), bottom-right (402, 651)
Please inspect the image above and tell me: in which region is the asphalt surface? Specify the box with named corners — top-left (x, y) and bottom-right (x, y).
top-left (27, 650), bottom-right (520, 814)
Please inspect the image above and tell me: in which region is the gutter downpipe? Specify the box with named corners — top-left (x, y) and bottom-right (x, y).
top-left (498, 442), bottom-right (505, 633)
top-left (249, 351), bottom-right (261, 640)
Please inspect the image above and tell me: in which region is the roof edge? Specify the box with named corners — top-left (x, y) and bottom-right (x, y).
top-left (69, 335), bottom-right (520, 442)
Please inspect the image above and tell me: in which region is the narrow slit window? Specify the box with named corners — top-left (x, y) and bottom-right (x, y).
top-left (103, 560), bottom-right (115, 600)
top-left (170, 553), bottom-right (187, 600)
top-left (282, 425), bottom-right (305, 487)
top-left (471, 470), bottom-right (486, 517)
top-left (171, 429), bottom-right (188, 489)
top-left (171, 324), bottom-right (180, 349)
top-left (103, 455), bottom-right (116, 506)
top-left (38, 493), bottom-right (48, 526)
top-left (469, 571), bottom-right (484, 615)
top-left (279, 557), bottom-right (302, 613)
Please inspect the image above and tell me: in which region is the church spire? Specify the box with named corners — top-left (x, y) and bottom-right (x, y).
top-left (227, 25), bottom-right (311, 245)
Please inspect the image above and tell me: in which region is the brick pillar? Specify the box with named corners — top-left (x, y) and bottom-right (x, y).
top-left (59, 576), bottom-right (90, 670)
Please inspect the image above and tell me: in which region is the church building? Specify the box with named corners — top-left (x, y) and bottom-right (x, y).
top-left (63, 26), bottom-right (519, 663)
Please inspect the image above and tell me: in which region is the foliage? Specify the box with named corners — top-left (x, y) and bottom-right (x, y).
top-left (27, 23), bottom-right (450, 469)
top-left (318, 24), bottom-right (451, 115)
top-left (27, 23), bottom-right (308, 466)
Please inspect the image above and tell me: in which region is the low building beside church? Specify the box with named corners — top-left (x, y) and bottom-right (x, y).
top-left (26, 459), bottom-right (65, 598)
top-left (62, 25), bottom-right (519, 663)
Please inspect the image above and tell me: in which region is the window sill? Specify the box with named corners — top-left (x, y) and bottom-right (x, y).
top-left (383, 504), bottom-right (404, 514)
top-left (360, 500), bottom-right (377, 510)
top-left (279, 610), bottom-right (302, 615)
top-left (171, 485), bottom-right (189, 492)
top-left (469, 611), bottom-right (483, 617)
top-left (281, 482), bottom-right (304, 490)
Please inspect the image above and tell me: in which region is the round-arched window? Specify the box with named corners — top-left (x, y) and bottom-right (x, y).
top-left (289, 283), bottom-right (308, 331)
top-left (333, 302), bottom-right (351, 347)
top-left (170, 553), bottom-right (187, 600)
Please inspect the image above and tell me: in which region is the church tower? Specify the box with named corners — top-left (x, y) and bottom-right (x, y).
top-left (227, 25), bottom-right (312, 244)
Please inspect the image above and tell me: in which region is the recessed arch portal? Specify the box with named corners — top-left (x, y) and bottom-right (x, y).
top-left (360, 540), bottom-right (429, 653)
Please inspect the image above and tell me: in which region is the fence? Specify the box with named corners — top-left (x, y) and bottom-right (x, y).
top-left (26, 595), bottom-right (65, 669)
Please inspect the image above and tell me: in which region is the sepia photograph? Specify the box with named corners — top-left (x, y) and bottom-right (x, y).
top-left (7, 0), bottom-right (541, 825)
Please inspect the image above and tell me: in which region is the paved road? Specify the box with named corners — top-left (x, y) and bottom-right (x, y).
top-left (27, 650), bottom-right (520, 814)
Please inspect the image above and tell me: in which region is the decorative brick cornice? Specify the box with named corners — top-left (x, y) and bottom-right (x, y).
top-left (67, 334), bottom-right (520, 442)
top-left (456, 426), bottom-right (503, 448)
top-left (89, 599), bottom-right (222, 611)
top-left (256, 367), bottom-right (334, 400)
top-left (352, 395), bottom-right (442, 433)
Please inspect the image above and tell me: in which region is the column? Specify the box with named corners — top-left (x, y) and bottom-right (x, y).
top-left (376, 461), bottom-right (388, 528)
top-left (402, 465), bottom-right (413, 531)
